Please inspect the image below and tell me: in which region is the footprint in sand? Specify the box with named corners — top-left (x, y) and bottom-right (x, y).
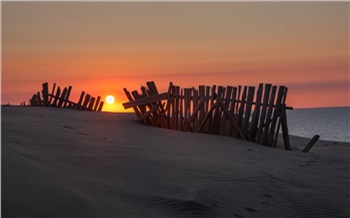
top-left (63, 125), bottom-right (75, 129)
top-left (233, 213), bottom-right (246, 218)
top-left (263, 193), bottom-right (274, 198)
top-left (244, 207), bottom-right (258, 212)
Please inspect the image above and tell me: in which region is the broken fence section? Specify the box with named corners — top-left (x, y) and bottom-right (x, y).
top-left (123, 81), bottom-right (293, 150)
top-left (30, 82), bottom-right (104, 112)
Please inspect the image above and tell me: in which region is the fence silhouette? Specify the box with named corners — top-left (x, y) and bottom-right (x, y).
top-left (30, 82), bottom-right (104, 112)
top-left (123, 81), bottom-right (293, 150)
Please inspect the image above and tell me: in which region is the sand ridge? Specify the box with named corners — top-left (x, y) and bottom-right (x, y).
top-left (2, 107), bottom-right (350, 217)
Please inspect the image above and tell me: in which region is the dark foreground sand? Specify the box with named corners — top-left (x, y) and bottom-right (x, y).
top-left (2, 107), bottom-right (350, 217)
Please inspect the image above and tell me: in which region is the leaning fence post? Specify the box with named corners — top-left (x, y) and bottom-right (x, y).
top-left (302, 135), bottom-right (320, 153)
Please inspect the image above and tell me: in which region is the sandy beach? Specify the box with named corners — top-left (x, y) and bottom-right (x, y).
top-left (2, 106), bottom-right (350, 217)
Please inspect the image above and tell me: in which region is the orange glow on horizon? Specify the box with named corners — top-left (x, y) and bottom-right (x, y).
top-left (2, 2), bottom-right (348, 111)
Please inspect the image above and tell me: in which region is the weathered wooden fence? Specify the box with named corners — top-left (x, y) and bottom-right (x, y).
top-left (30, 82), bottom-right (104, 112)
top-left (123, 81), bottom-right (293, 150)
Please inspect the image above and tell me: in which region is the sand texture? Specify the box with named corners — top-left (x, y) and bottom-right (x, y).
top-left (2, 107), bottom-right (350, 217)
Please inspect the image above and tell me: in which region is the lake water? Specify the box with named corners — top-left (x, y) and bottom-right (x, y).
top-left (286, 107), bottom-right (350, 142)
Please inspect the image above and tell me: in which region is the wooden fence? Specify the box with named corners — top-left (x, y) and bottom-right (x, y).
top-left (123, 81), bottom-right (293, 150)
top-left (30, 82), bottom-right (104, 112)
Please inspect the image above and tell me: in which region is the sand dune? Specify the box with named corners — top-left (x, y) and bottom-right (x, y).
top-left (2, 107), bottom-right (350, 217)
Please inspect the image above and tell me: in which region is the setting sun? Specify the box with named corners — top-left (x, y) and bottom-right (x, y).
top-left (106, 95), bottom-right (115, 104)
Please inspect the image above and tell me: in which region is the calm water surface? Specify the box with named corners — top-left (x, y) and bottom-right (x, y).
top-left (286, 107), bottom-right (350, 142)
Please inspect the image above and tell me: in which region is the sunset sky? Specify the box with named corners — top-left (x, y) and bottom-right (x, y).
top-left (2, 2), bottom-right (349, 112)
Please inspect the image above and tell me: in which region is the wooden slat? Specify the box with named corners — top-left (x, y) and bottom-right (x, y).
top-left (256, 84), bottom-right (272, 143)
top-left (197, 102), bottom-right (217, 133)
top-left (63, 86), bottom-right (72, 108)
top-left (204, 86), bottom-right (211, 133)
top-left (236, 86), bottom-right (247, 137)
top-left (122, 92), bottom-right (168, 109)
top-left (93, 96), bottom-right (101, 111)
top-left (235, 85), bottom-right (242, 113)
top-left (148, 82), bottom-right (167, 128)
top-left (175, 86), bottom-right (180, 130)
top-left (249, 83), bottom-right (263, 141)
top-left (216, 93), bottom-right (246, 140)
top-left (137, 104), bottom-right (159, 122)
top-left (132, 90), bottom-right (152, 125)
top-left (192, 88), bottom-right (199, 131)
top-left (51, 86), bottom-right (61, 107)
top-left (261, 85), bottom-right (277, 145)
top-left (57, 87), bottom-right (68, 107)
top-left (88, 97), bottom-right (96, 111)
top-left (76, 91), bottom-right (85, 110)
top-left (302, 135), bottom-right (319, 153)
top-left (184, 98), bottom-right (205, 131)
top-left (242, 86), bottom-right (255, 136)
top-left (198, 85), bottom-right (205, 126)
top-left (184, 88), bottom-right (190, 122)
top-left (165, 82), bottom-right (173, 129)
top-left (36, 91), bottom-right (42, 106)
top-left (179, 89), bottom-right (184, 131)
top-left (49, 83), bottom-right (56, 104)
top-left (82, 94), bottom-right (91, 110)
top-left (205, 86), bottom-right (210, 114)
top-left (42, 82), bottom-right (49, 106)
top-left (227, 87), bottom-right (237, 136)
top-left (213, 86), bottom-right (224, 135)
top-left (267, 86), bottom-right (285, 146)
top-left (97, 101), bottom-right (104, 112)
top-left (208, 85), bottom-right (216, 133)
top-left (280, 105), bottom-right (292, 150)
top-left (273, 87), bottom-right (289, 147)
top-left (30, 94), bottom-right (38, 106)
top-left (143, 84), bottom-right (164, 127)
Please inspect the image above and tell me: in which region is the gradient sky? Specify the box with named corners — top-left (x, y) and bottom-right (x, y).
top-left (2, 2), bottom-right (349, 112)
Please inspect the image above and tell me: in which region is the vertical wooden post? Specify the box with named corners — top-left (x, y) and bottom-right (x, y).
top-left (273, 87), bottom-right (289, 147)
top-left (93, 96), bottom-right (101, 111)
top-left (132, 90), bottom-right (152, 125)
top-left (88, 97), bottom-right (96, 111)
top-left (97, 101), bottom-right (104, 112)
top-left (213, 86), bottom-right (224, 135)
top-left (184, 88), bottom-right (190, 123)
top-left (242, 86), bottom-right (255, 136)
top-left (236, 86), bottom-right (247, 138)
top-left (51, 86), bottom-right (61, 107)
top-left (192, 87), bottom-right (199, 131)
top-left (57, 87), bottom-right (68, 107)
top-left (280, 105), bottom-right (292, 150)
top-left (256, 84), bottom-right (272, 143)
top-left (49, 83), bottom-right (56, 104)
top-left (165, 82), bottom-right (173, 129)
top-left (267, 86), bottom-right (285, 146)
top-left (63, 86), bottom-right (72, 108)
top-left (235, 85), bottom-right (242, 113)
top-left (227, 87), bottom-right (237, 136)
top-left (30, 94), bottom-right (38, 106)
top-left (249, 83), bottom-right (263, 141)
top-left (179, 88), bottom-right (184, 131)
top-left (198, 85), bottom-right (205, 127)
top-left (76, 91), bottom-right (85, 110)
top-left (36, 91), bottom-right (42, 106)
top-left (175, 86), bottom-right (180, 130)
top-left (261, 85), bottom-right (277, 145)
top-left (82, 94), bottom-right (91, 110)
top-left (208, 85), bottom-right (216, 133)
top-left (42, 82), bottom-right (49, 106)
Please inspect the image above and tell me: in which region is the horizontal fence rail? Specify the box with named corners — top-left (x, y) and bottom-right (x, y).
top-left (123, 81), bottom-right (293, 150)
